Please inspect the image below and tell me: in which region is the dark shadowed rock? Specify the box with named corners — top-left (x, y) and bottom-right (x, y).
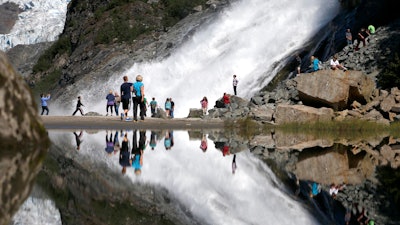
top-left (0, 51), bottom-right (49, 225)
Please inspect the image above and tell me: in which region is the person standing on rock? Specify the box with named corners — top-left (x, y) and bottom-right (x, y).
top-left (200, 96), bottom-right (208, 115)
top-left (40, 93), bottom-right (51, 115)
top-left (355, 28), bottom-right (368, 51)
top-left (295, 55), bottom-right (302, 75)
top-left (232, 74), bottom-right (238, 95)
top-left (132, 75), bottom-right (145, 121)
top-left (345, 28), bottom-right (353, 46)
top-left (120, 75), bottom-right (133, 121)
top-left (72, 96), bottom-right (84, 116)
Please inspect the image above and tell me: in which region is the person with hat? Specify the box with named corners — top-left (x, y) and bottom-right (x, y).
top-left (132, 74), bottom-right (145, 121)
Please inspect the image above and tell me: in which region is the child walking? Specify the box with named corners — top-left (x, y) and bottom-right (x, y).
top-left (72, 96), bottom-right (84, 116)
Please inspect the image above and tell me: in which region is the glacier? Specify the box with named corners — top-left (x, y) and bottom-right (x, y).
top-left (0, 0), bottom-right (70, 51)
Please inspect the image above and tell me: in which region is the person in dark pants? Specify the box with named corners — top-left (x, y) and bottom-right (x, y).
top-left (72, 96), bottom-right (84, 116)
top-left (132, 75), bottom-right (145, 121)
top-left (120, 75), bottom-right (133, 121)
top-left (232, 75), bottom-right (238, 95)
top-left (119, 133), bottom-right (130, 175)
top-left (40, 93), bottom-right (51, 115)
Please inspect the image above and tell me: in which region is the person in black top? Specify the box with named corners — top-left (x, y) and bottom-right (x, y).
top-left (119, 133), bottom-right (131, 175)
top-left (120, 75), bottom-right (133, 120)
top-left (72, 96), bottom-right (84, 116)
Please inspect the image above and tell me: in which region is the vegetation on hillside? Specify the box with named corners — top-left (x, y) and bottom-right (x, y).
top-left (31, 0), bottom-right (208, 93)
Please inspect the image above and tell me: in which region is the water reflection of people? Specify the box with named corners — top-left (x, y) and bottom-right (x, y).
top-left (73, 131), bottom-right (83, 150)
top-left (200, 134), bottom-right (207, 152)
top-left (164, 130), bottom-right (174, 150)
top-left (131, 130), bottom-right (144, 175)
top-left (113, 130), bottom-right (120, 154)
top-left (222, 144), bottom-right (230, 156)
top-left (232, 154), bottom-right (237, 174)
top-left (105, 130), bottom-right (115, 155)
top-left (119, 133), bottom-right (131, 175)
top-left (150, 131), bottom-right (157, 150)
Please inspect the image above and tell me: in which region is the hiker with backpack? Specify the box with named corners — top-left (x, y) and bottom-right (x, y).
top-left (132, 74), bottom-right (145, 121)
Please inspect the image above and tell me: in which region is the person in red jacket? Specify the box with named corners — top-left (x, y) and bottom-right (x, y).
top-left (223, 92), bottom-right (230, 108)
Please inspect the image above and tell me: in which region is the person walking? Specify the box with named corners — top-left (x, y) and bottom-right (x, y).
top-left (132, 75), bottom-right (145, 121)
top-left (200, 96), bottom-right (208, 115)
top-left (345, 29), bottom-right (352, 46)
top-left (120, 75), bottom-right (133, 121)
top-left (114, 92), bottom-right (121, 116)
top-left (106, 90), bottom-right (115, 116)
top-left (40, 93), bottom-right (51, 115)
top-left (72, 96), bottom-right (84, 116)
top-left (232, 75), bottom-right (238, 95)
top-left (355, 28), bottom-right (368, 50)
top-left (149, 97), bottom-right (158, 117)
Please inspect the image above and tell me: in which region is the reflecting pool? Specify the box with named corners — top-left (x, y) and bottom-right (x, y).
top-left (11, 129), bottom-right (321, 225)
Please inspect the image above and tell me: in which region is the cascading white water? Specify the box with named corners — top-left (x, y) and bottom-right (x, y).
top-left (76, 0), bottom-right (340, 118)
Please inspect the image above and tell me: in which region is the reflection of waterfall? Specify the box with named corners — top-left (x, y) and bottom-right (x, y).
top-left (31, 130), bottom-right (321, 225)
top-left (11, 185), bottom-right (62, 225)
top-left (74, 0), bottom-right (340, 117)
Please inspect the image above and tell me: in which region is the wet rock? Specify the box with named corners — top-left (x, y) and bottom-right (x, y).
top-left (0, 51), bottom-right (49, 225)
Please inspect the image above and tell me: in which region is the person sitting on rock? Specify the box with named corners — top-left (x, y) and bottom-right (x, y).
top-left (330, 55), bottom-right (347, 71)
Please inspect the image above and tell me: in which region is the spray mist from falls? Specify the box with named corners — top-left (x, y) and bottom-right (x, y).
top-left (79, 0), bottom-right (340, 117)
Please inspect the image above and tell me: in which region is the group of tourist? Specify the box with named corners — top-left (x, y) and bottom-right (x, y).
top-left (40, 73), bottom-right (239, 117)
top-left (296, 24), bottom-right (375, 75)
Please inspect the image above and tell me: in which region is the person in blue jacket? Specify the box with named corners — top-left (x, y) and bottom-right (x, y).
top-left (40, 93), bottom-right (51, 115)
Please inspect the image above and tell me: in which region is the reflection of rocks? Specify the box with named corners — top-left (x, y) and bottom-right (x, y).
top-left (0, 51), bottom-right (49, 225)
top-left (206, 128), bottom-right (400, 183)
top-left (208, 128), bottom-right (399, 225)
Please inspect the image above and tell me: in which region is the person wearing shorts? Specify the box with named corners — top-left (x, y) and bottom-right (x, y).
top-left (120, 75), bottom-right (133, 120)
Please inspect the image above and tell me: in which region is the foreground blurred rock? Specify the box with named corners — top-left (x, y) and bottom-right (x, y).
top-left (0, 51), bottom-right (49, 225)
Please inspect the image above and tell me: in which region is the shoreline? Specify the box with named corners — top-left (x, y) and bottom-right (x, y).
top-left (40, 116), bottom-right (225, 130)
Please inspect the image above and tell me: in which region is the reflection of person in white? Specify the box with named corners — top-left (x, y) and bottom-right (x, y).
top-left (330, 55), bottom-right (347, 71)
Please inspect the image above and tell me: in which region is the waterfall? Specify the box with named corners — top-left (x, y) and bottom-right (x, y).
top-left (78, 0), bottom-right (340, 117)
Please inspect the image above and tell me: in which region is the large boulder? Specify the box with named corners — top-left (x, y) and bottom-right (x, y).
top-left (274, 104), bottom-right (334, 125)
top-left (295, 70), bottom-right (375, 110)
top-left (0, 51), bottom-right (49, 225)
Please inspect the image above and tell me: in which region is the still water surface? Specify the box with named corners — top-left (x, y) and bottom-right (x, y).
top-left (12, 129), bottom-right (321, 225)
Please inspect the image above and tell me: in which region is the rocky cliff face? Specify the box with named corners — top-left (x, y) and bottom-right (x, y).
top-left (0, 51), bottom-right (50, 225)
